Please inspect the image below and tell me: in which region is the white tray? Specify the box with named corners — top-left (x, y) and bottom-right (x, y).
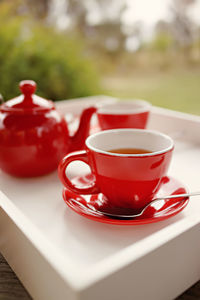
top-left (0, 96), bottom-right (200, 300)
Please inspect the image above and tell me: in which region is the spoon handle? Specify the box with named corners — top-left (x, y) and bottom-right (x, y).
top-left (154, 191), bottom-right (200, 202)
top-left (133, 191), bottom-right (200, 219)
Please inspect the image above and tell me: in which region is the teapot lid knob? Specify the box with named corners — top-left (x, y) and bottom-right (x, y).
top-left (19, 80), bottom-right (37, 96)
top-left (0, 79), bottom-right (54, 112)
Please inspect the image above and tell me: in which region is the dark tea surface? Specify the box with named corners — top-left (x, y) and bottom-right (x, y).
top-left (107, 148), bottom-right (152, 154)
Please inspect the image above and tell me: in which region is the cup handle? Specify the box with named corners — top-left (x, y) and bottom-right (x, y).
top-left (58, 150), bottom-right (100, 194)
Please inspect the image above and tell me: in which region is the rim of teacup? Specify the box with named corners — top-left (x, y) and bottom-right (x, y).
top-left (97, 99), bottom-right (151, 115)
top-left (86, 128), bottom-right (174, 157)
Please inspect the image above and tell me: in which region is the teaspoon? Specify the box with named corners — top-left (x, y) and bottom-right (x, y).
top-left (68, 191), bottom-right (200, 220)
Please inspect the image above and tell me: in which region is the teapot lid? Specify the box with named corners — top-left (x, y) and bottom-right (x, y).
top-left (0, 80), bottom-right (55, 113)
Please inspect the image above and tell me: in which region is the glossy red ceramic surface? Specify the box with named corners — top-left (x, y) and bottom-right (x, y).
top-left (0, 80), bottom-right (96, 177)
top-left (97, 111), bottom-right (149, 130)
top-left (62, 174), bottom-right (189, 225)
top-left (58, 144), bottom-right (173, 211)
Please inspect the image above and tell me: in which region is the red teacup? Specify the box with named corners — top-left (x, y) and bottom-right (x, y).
top-left (58, 129), bottom-right (174, 211)
top-left (97, 99), bottom-right (151, 130)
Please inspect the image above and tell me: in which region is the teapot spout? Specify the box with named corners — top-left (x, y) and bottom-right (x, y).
top-left (69, 106), bottom-right (97, 152)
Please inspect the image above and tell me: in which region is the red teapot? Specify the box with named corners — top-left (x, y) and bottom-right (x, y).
top-left (0, 80), bottom-right (96, 177)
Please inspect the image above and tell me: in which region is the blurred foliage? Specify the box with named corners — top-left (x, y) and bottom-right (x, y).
top-left (102, 70), bottom-right (200, 115)
top-left (150, 34), bottom-right (173, 52)
top-left (0, 2), bottom-right (100, 101)
top-left (0, 0), bottom-right (200, 111)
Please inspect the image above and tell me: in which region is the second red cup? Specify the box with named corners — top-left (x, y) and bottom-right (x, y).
top-left (97, 99), bottom-right (151, 130)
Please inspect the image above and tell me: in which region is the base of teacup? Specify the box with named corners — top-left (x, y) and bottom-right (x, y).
top-left (72, 173), bottom-right (155, 213)
top-left (95, 197), bottom-right (147, 216)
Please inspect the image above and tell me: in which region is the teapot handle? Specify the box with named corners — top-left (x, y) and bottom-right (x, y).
top-left (58, 150), bottom-right (100, 194)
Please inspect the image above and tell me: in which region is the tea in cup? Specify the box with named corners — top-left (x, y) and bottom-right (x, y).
top-left (97, 99), bottom-right (151, 130)
top-left (58, 129), bottom-right (174, 212)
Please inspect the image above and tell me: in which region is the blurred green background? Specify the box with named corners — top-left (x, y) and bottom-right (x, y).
top-left (0, 0), bottom-right (200, 114)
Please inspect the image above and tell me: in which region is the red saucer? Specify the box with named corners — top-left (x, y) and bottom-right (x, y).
top-left (62, 174), bottom-right (189, 225)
